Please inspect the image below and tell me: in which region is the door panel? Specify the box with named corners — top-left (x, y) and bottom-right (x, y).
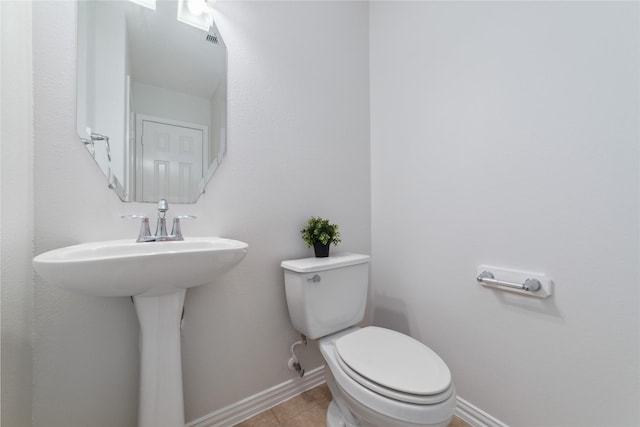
top-left (140, 120), bottom-right (203, 203)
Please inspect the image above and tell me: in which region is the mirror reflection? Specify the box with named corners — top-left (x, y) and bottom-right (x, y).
top-left (76, 0), bottom-right (227, 203)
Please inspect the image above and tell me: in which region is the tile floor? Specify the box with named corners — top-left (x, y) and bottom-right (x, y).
top-left (234, 383), bottom-right (471, 427)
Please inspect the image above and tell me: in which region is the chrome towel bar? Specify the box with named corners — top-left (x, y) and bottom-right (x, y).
top-left (475, 265), bottom-right (552, 299)
top-left (477, 270), bottom-right (541, 292)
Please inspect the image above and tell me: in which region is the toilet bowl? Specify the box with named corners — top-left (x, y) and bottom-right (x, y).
top-left (282, 253), bottom-right (456, 427)
top-left (320, 327), bottom-right (456, 427)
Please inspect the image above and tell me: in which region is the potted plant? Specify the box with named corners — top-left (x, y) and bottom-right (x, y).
top-left (300, 216), bottom-right (341, 257)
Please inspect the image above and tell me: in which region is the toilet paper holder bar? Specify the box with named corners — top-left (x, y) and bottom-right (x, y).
top-left (476, 270), bottom-right (541, 292)
top-left (475, 265), bottom-right (553, 299)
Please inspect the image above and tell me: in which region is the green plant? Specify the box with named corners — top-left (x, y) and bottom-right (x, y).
top-left (300, 216), bottom-right (341, 247)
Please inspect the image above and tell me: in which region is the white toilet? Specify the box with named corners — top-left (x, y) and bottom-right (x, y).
top-left (282, 253), bottom-right (457, 427)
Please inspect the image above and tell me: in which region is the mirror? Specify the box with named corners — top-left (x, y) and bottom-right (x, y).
top-left (76, 0), bottom-right (227, 203)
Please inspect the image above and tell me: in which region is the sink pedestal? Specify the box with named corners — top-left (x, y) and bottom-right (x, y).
top-left (134, 290), bottom-right (186, 427)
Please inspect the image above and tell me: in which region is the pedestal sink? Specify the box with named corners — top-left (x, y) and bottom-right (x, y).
top-left (33, 237), bottom-right (248, 427)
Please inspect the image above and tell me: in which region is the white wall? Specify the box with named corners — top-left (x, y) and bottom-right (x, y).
top-left (1, 2), bottom-right (34, 426)
top-left (31, 1), bottom-right (369, 426)
top-left (75, 0), bottom-right (94, 142)
top-left (370, 2), bottom-right (639, 426)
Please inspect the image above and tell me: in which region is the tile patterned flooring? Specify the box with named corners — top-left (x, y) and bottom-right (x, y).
top-left (234, 383), bottom-right (471, 427)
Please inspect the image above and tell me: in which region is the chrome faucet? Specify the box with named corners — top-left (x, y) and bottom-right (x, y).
top-left (122, 199), bottom-right (196, 242)
top-left (155, 198), bottom-right (169, 238)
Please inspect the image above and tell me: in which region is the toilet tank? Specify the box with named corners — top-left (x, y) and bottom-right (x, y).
top-left (281, 253), bottom-right (370, 340)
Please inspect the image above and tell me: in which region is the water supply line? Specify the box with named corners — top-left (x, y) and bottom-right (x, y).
top-left (288, 334), bottom-right (307, 377)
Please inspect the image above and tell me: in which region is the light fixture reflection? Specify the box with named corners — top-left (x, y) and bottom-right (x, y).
top-left (177, 0), bottom-right (213, 31)
top-left (187, 0), bottom-right (208, 16)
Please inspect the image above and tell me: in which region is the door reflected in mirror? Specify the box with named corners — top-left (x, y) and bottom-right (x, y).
top-left (76, 0), bottom-right (227, 203)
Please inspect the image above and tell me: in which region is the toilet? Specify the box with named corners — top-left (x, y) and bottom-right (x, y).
top-left (281, 253), bottom-right (457, 427)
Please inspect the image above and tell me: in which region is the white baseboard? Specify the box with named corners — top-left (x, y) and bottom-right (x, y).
top-left (455, 396), bottom-right (508, 427)
top-left (186, 367), bottom-right (506, 427)
top-left (186, 366), bottom-right (325, 427)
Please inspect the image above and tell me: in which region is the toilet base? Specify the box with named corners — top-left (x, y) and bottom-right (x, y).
top-left (326, 368), bottom-right (363, 427)
top-left (324, 367), bottom-right (453, 427)
top-left (327, 401), bottom-right (354, 427)
top-left (338, 383), bottom-right (453, 427)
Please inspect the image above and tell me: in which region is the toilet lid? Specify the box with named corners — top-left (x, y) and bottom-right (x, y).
top-left (335, 327), bottom-right (451, 397)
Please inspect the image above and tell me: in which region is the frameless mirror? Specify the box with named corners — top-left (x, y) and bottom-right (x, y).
top-left (76, 0), bottom-right (227, 203)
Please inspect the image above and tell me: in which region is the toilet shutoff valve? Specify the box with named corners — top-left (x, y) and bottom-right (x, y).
top-left (288, 357), bottom-right (305, 377)
top-left (288, 335), bottom-right (308, 378)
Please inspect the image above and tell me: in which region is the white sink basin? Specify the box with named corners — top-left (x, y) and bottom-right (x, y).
top-left (33, 237), bottom-right (248, 297)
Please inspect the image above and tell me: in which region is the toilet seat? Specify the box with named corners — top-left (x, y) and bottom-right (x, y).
top-left (335, 327), bottom-right (453, 404)
top-left (335, 353), bottom-right (454, 405)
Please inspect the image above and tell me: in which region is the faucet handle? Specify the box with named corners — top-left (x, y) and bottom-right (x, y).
top-left (121, 215), bottom-right (152, 242)
top-left (171, 215), bottom-right (197, 241)
top-left (175, 215), bottom-right (197, 220)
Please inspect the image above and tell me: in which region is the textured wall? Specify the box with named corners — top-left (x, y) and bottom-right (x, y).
top-left (31, 1), bottom-right (369, 426)
top-left (370, 2), bottom-right (639, 426)
top-left (1, 2), bottom-right (34, 426)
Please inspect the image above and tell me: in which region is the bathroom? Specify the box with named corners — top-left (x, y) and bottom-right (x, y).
top-left (1, 1), bottom-right (638, 426)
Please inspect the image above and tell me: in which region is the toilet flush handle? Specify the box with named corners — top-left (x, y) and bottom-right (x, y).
top-left (307, 274), bottom-right (321, 283)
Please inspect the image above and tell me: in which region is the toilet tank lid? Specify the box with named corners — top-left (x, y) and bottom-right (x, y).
top-left (281, 252), bottom-right (370, 273)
